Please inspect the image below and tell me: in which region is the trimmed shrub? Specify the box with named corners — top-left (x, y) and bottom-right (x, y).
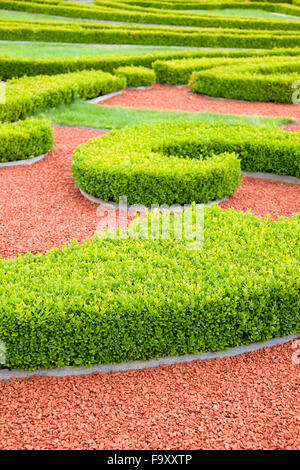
top-left (0, 70), bottom-right (125, 122)
top-left (114, 66), bottom-right (156, 87)
top-left (0, 21), bottom-right (300, 49)
top-left (1, 0), bottom-right (300, 31)
top-left (71, 121), bottom-right (242, 206)
top-left (0, 205), bottom-right (299, 370)
top-left (0, 118), bottom-right (53, 163)
top-left (72, 122), bottom-right (300, 205)
top-left (190, 57), bottom-right (300, 103)
top-left (153, 56), bottom-right (250, 85)
top-left (1, 48), bottom-right (300, 81)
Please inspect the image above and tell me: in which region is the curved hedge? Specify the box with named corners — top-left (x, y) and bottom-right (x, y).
top-left (0, 70), bottom-right (125, 123)
top-left (114, 66), bottom-right (156, 87)
top-left (0, 118), bottom-right (53, 163)
top-left (189, 58), bottom-right (300, 103)
top-left (0, 205), bottom-right (299, 370)
top-left (72, 122), bottom-right (300, 206)
top-left (154, 56), bottom-right (250, 85)
top-left (2, 0), bottom-right (300, 31)
top-left (1, 20), bottom-right (300, 49)
top-left (1, 48), bottom-right (300, 81)
top-left (71, 121), bottom-right (242, 206)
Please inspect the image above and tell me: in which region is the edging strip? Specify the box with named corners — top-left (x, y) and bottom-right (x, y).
top-left (0, 152), bottom-right (48, 168)
top-left (243, 171), bottom-right (300, 184)
top-left (87, 91), bottom-right (122, 104)
top-left (79, 188), bottom-right (229, 211)
top-left (0, 333), bottom-right (298, 380)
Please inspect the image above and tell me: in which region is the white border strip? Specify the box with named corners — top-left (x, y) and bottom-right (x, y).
top-left (0, 152), bottom-right (48, 168)
top-left (243, 171), bottom-right (300, 184)
top-left (87, 91), bottom-right (122, 104)
top-left (0, 333), bottom-right (298, 380)
top-left (79, 188), bottom-right (228, 212)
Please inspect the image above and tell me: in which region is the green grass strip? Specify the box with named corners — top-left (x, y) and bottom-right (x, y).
top-left (34, 100), bottom-right (294, 129)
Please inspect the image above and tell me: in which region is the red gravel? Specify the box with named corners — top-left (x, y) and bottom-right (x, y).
top-left (0, 340), bottom-right (299, 450)
top-left (100, 84), bottom-right (300, 122)
top-left (0, 126), bottom-right (299, 260)
top-left (0, 94), bottom-right (299, 451)
top-left (283, 123), bottom-right (300, 133)
top-left (0, 127), bottom-right (134, 260)
top-left (220, 177), bottom-right (300, 219)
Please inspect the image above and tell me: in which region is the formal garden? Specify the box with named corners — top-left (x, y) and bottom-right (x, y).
top-left (0, 0), bottom-right (299, 451)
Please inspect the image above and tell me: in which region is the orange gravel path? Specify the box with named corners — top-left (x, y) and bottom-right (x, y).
top-left (0, 87), bottom-right (299, 451)
top-left (99, 84), bottom-right (300, 122)
top-left (0, 341), bottom-right (299, 450)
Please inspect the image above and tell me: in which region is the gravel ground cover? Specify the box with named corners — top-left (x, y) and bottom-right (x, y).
top-left (98, 83), bottom-right (300, 122)
top-left (0, 340), bottom-right (298, 450)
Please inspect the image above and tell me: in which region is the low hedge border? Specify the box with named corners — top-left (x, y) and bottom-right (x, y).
top-left (114, 66), bottom-right (156, 87)
top-left (71, 122), bottom-right (300, 206)
top-left (2, 0), bottom-right (300, 31)
top-left (1, 21), bottom-right (300, 49)
top-left (0, 118), bottom-right (53, 163)
top-left (71, 121), bottom-right (242, 206)
top-left (153, 56), bottom-right (253, 85)
top-left (0, 205), bottom-right (298, 370)
top-left (189, 59), bottom-right (300, 104)
top-left (1, 47), bottom-right (300, 81)
top-left (0, 70), bottom-right (125, 122)
top-left (119, 0), bottom-right (300, 17)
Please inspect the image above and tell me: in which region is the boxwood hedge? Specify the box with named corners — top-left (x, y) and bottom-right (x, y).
top-left (2, 0), bottom-right (300, 31)
top-left (1, 48), bottom-right (300, 81)
top-left (1, 20), bottom-right (300, 49)
top-left (0, 70), bottom-right (125, 122)
top-left (0, 118), bottom-right (53, 163)
top-left (114, 66), bottom-right (156, 87)
top-left (71, 121), bottom-right (242, 206)
top-left (71, 121), bottom-right (300, 206)
top-left (189, 58), bottom-right (300, 103)
top-left (0, 205), bottom-right (298, 370)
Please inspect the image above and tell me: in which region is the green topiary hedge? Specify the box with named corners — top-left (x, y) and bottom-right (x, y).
top-left (71, 122), bottom-right (300, 206)
top-left (123, 0), bottom-right (300, 17)
top-left (0, 205), bottom-right (299, 370)
top-left (2, 0), bottom-right (300, 31)
top-left (153, 56), bottom-right (250, 85)
top-left (114, 66), bottom-right (156, 87)
top-left (71, 121), bottom-right (242, 206)
top-left (1, 48), bottom-right (300, 81)
top-left (0, 70), bottom-right (125, 122)
top-left (1, 20), bottom-right (300, 49)
top-left (0, 118), bottom-right (53, 163)
top-left (189, 58), bottom-right (300, 103)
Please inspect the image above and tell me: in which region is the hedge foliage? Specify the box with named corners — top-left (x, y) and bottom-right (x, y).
top-left (114, 66), bottom-right (156, 87)
top-left (72, 121), bottom-right (300, 206)
top-left (154, 56), bottom-right (250, 85)
top-left (0, 205), bottom-right (299, 370)
top-left (0, 118), bottom-right (53, 163)
top-left (1, 19), bottom-right (300, 49)
top-left (71, 122), bottom-right (241, 206)
top-left (0, 70), bottom-right (125, 122)
top-left (155, 53), bottom-right (300, 85)
top-left (190, 58), bottom-right (300, 103)
top-left (1, 47), bottom-right (300, 81)
top-left (119, 0), bottom-right (300, 17)
top-left (2, 0), bottom-right (300, 31)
